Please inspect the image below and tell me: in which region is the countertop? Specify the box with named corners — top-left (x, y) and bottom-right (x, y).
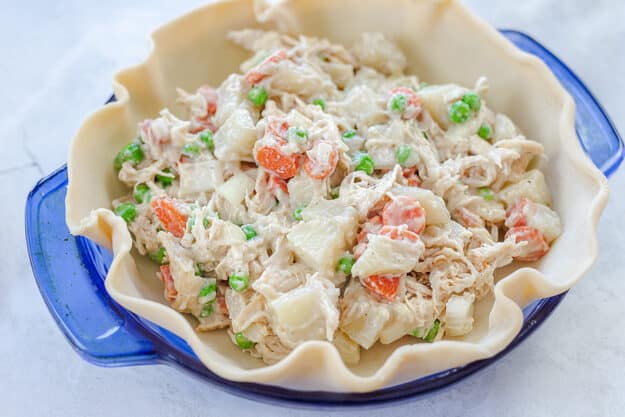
top-left (3, 1), bottom-right (625, 416)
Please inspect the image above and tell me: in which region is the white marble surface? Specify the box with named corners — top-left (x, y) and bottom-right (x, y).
top-left (3, 1), bottom-right (625, 416)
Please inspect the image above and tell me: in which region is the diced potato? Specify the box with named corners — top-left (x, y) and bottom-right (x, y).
top-left (342, 85), bottom-right (388, 127)
top-left (445, 293), bottom-right (475, 337)
top-left (301, 199), bottom-right (359, 244)
top-left (494, 113), bottom-right (519, 141)
top-left (499, 169), bottom-right (551, 207)
top-left (214, 108), bottom-right (257, 161)
top-left (333, 330), bottom-right (360, 365)
top-left (287, 173), bottom-right (316, 207)
top-left (178, 160), bottom-right (224, 196)
top-left (379, 303), bottom-right (414, 344)
top-left (341, 304), bottom-right (390, 349)
top-left (391, 186), bottom-right (451, 225)
top-left (269, 275), bottom-right (340, 348)
top-left (351, 234), bottom-right (423, 278)
top-left (287, 219), bottom-right (346, 273)
top-left (216, 173), bottom-right (255, 206)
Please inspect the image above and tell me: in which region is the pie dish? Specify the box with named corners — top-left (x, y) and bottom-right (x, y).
top-left (61, 0), bottom-right (608, 393)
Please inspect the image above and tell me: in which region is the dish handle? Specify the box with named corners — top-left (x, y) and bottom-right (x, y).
top-left (25, 166), bottom-right (160, 367)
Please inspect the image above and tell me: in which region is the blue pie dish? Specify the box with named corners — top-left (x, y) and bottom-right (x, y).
top-left (25, 30), bottom-right (623, 407)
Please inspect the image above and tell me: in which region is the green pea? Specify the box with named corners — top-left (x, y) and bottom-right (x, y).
top-left (182, 142), bottom-right (201, 158)
top-left (148, 247), bottom-right (166, 264)
top-left (312, 98), bottom-right (326, 111)
top-left (388, 93), bottom-right (407, 114)
top-left (114, 202), bottom-right (136, 224)
top-left (133, 183), bottom-right (151, 204)
top-left (342, 130), bottom-right (356, 139)
top-left (234, 332), bottom-right (255, 349)
top-left (199, 130), bottom-right (214, 150)
top-left (396, 144), bottom-right (412, 166)
top-left (336, 255), bottom-right (355, 275)
top-left (287, 127), bottom-right (308, 143)
top-left (247, 86), bottom-right (268, 107)
top-left (449, 101), bottom-right (471, 124)
top-left (462, 92), bottom-right (481, 112)
top-left (423, 319), bottom-right (440, 342)
top-left (241, 225), bottom-right (257, 240)
top-left (293, 207), bottom-right (305, 221)
top-left (199, 281), bottom-right (217, 301)
top-left (330, 188), bottom-right (340, 200)
top-left (114, 142), bottom-right (144, 170)
top-left (155, 168), bottom-right (175, 187)
top-left (478, 123), bottom-right (491, 140)
top-left (354, 153), bottom-right (375, 175)
top-left (202, 217), bottom-right (211, 229)
top-left (199, 302), bottom-right (214, 318)
top-left (229, 274), bottom-right (249, 292)
top-left (478, 187), bottom-right (494, 201)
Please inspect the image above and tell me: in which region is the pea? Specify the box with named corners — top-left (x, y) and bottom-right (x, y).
top-left (114, 142), bottom-right (144, 170)
top-left (449, 101), bottom-right (471, 124)
top-left (155, 168), bottom-right (175, 187)
top-left (342, 130), bottom-right (357, 139)
top-left (202, 217), bottom-right (211, 229)
top-left (229, 274), bottom-right (249, 292)
top-left (423, 319), bottom-right (440, 342)
top-left (462, 92), bottom-right (481, 112)
top-left (114, 202), bottom-right (136, 224)
top-left (293, 207), bottom-right (304, 221)
top-left (247, 86), bottom-right (268, 107)
top-left (354, 153), bottom-right (375, 175)
top-left (133, 183), bottom-right (151, 204)
top-left (241, 225), bottom-right (257, 240)
top-left (478, 187), bottom-right (494, 201)
top-left (199, 281), bottom-right (217, 302)
top-left (199, 130), bottom-right (214, 150)
top-left (234, 332), bottom-right (255, 349)
top-left (148, 247), bottom-right (166, 264)
top-left (199, 303), bottom-right (214, 318)
top-left (287, 127), bottom-right (308, 143)
top-left (182, 142), bottom-right (201, 158)
top-left (478, 123), bottom-right (491, 140)
top-left (312, 98), bottom-right (326, 111)
top-left (336, 255), bottom-right (355, 275)
top-left (396, 144), bottom-right (412, 166)
top-left (388, 93), bottom-right (407, 114)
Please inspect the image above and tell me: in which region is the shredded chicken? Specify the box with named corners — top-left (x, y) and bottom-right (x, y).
top-left (111, 29), bottom-right (562, 365)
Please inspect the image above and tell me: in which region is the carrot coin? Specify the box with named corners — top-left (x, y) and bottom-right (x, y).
top-left (159, 265), bottom-right (178, 302)
top-left (151, 197), bottom-right (188, 238)
top-left (256, 145), bottom-right (300, 179)
top-left (362, 274), bottom-right (401, 301)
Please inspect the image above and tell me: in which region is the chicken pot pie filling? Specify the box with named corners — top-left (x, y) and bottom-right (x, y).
top-left (111, 30), bottom-right (562, 365)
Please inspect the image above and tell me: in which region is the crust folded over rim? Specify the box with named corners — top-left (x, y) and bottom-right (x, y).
top-left (65, 0), bottom-right (608, 392)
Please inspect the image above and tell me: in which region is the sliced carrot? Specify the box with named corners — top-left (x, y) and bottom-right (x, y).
top-left (159, 265), bottom-right (177, 302)
top-left (379, 225), bottom-right (420, 243)
top-left (303, 141), bottom-right (339, 179)
top-left (362, 275), bottom-right (401, 302)
top-left (505, 226), bottom-right (549, 262)
top-left (505, 197), bottom-right (530, 228)
top-left (382, 196), bottom-right (426, 234)
top-left (244, 49), bottom-right (287, 84)
top-left (256, 145), bottom-right (300, 179)
top-left (267, 120), bottom-right (289, 142)
top-left (151, 197), bottom-right (188, 238)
